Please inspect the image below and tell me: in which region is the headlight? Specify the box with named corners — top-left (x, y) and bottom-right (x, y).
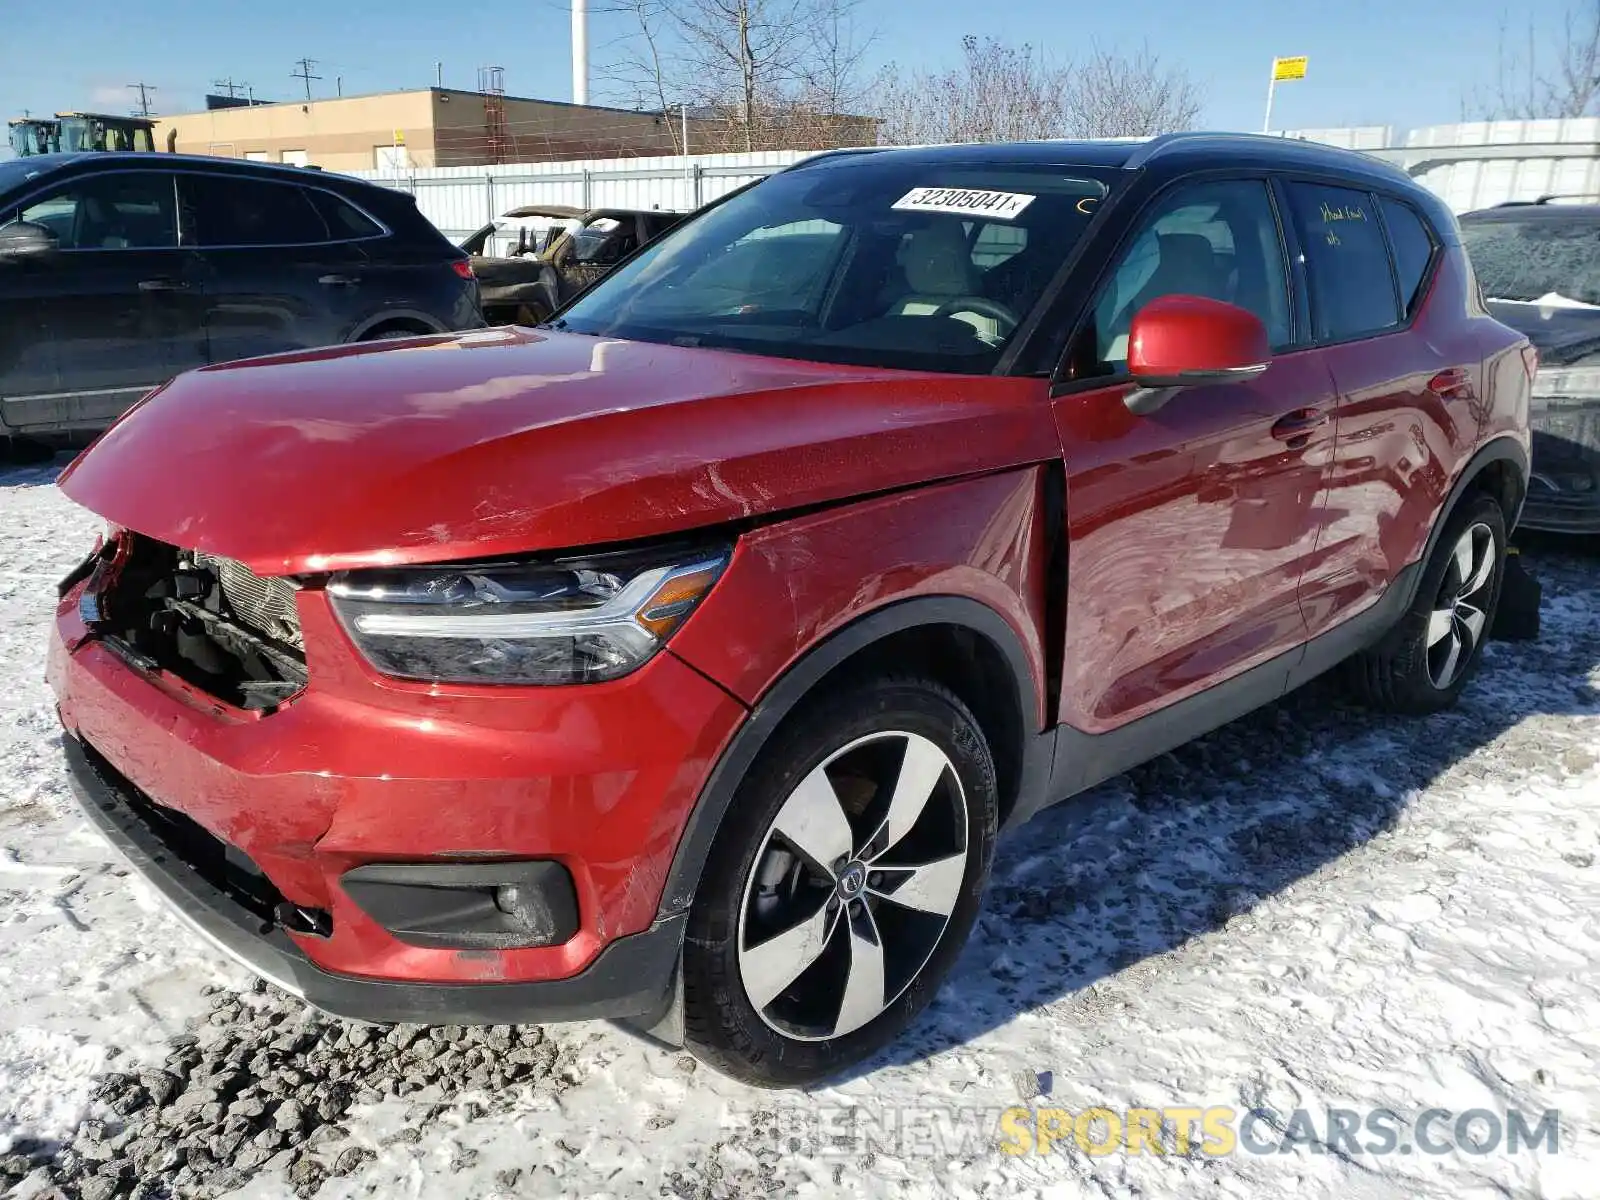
top-left (327, 544), bottom-right (729, 685)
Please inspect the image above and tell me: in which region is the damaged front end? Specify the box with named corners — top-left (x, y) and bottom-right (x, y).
top-left (77, 532), bottom-right (308, 712)
top-left (1525, 365), bottom-right (1600, 533)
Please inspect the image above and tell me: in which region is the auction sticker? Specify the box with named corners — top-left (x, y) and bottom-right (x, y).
top-left (892, 186), bottom-right (1036, 220)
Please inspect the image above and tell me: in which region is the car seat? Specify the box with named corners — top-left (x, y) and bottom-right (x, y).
top-left (884, 223), bottom-right (1000, 339)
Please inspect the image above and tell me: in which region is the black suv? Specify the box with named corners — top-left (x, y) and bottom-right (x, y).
top-left (0, 153), bottom-right (481, 444)
top-left (1460, 198), bottom-right (1600, 532)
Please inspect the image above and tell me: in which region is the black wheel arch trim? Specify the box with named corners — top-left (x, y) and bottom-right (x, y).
top-left (1418, 436), bottom-right (1529, 579)
top-left (656, 595), bottom-right (1052, 921)
top-left (347, 309), bottom-right (449, 340)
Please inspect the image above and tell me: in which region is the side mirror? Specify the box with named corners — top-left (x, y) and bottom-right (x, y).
top-left (0, 221), bottom-right (59, 261)
top-left (1125, 295), bottom-right (1271, 415)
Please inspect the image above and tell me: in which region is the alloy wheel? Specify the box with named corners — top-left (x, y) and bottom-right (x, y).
top-left (1426, 521), bottom-right (1497, 689)
top-left (736, 731), bottom-right (969, 1042)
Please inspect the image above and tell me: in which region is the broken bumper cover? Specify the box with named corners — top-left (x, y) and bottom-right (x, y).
top-left (1522, 394), bottom-right (1600, 533)
top-left (64, 734), bottom-right (685, 1026)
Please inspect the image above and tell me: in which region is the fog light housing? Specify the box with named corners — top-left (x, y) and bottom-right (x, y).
top-left (340, 861), bottom-right (580, 949)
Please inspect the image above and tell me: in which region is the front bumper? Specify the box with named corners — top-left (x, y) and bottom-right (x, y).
top-left (48, 566), bottom-right (746, 1009)
top-left (65, 734), bottom-right (685, 1024)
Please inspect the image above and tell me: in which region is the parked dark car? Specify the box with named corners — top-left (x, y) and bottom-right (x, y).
top-left (0, 153), bottom-right (481, 444)
top-left (53, 134), bottom-right (1528, 1087)
top-left (1460, 197), bottom-right (1600, 532)
top-left (462, 204), bottom-right (684, 325)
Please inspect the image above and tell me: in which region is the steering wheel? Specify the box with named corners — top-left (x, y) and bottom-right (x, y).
top-left (931, 295), bottom-right (1021, 336)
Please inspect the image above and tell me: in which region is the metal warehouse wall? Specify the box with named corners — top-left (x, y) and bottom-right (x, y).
top-left (352, 149), bottom-right (810, 240)
top-left (349, 122), bottom-right (1600, 240)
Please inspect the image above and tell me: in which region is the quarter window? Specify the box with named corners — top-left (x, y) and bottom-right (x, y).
top-left (13, 172), bottom-right (177, 250)
top-left (1381, 197), bottom-right (1436, 314)
top-left (1285, 182), bottom-right (1400, 340)
top-left (1075, 179), bottom-right (1291, 376)
top-left (308, 189), bottom-right (384, 240)
top-left (180, 176), bottom-right (331, 247)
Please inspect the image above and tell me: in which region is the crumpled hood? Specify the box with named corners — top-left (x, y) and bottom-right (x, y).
top-left (59, 327), bottom-right (1053, 576)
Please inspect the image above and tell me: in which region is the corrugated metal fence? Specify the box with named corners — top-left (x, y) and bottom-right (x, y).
top-left (350, 122), bottom-right (1600, 240)
top-left (353, 149), bottom-right (810, 242)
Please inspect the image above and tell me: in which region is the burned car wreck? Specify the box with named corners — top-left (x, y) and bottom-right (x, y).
top-left (1461, 199), bottom-right (1600, 533)
top-left (460, 204), bottom-right (685, 326)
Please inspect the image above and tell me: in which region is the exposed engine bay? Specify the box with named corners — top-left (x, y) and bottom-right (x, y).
top-left (88, 534), bottom-right (308, 712)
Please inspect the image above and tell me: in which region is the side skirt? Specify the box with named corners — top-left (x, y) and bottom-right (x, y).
top-left (1030, 559), bottom-right (1422, 820)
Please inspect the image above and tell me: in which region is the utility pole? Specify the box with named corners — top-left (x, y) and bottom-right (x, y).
top-left (291, 57), bottom-right (322, 102)
top-left (128, 82), bottom-right (157, 116)
top-left (211, 78), bottom-right (249, 101)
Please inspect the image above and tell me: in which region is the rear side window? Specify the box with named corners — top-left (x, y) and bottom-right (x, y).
top-left (308, 189), bottom-right (384, 240)
top-left (181, 175), bottom-right (330, 247)
top-left (1381, 197), bottom-right (1435, 314)
top-left (1285, 182), bottom-right (1399, 341)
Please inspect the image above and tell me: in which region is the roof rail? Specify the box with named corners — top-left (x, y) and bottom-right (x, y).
top-left (1123, 130), bottom-right (1410, 178)
top-left (784, 146), bottom-right (888, 171)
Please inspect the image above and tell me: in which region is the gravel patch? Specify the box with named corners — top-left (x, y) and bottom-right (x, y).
top-left (1, 981), bottom-right (584, 1198)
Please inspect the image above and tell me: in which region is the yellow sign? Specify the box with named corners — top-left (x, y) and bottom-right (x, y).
top-left (1273, 56), bottom-right (1308, 81)
top-left (393, 129), bottom-right (406, 144)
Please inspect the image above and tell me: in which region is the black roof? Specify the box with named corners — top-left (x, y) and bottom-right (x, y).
top-left (796, 132), bottom-right (1412, 181)
top-left (0, 152), bottom-right (390, 194)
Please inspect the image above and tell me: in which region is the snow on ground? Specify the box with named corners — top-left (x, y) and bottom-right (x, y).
top-left (1, 455), bottom-right (1597, 1199)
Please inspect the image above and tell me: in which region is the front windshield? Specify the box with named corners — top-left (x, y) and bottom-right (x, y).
top-left (1461, 215), bottom-right (1600, 306)
top-left (555, 158), bottom-right (1113, 373)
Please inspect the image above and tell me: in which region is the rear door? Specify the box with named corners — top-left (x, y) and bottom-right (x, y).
top-left (1278, 181), bottom-right (1466, 637)
top-left (178, 172), bottom-right (368, 363)
top-left (0, 169), bottom-right (207, 433)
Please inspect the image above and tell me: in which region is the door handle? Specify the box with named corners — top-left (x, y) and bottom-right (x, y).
top-left (1270, 408), bottom-right (1328, 441)
top-left (137, 278), bottom-right (189, 293)
top-left (318, 273), bottom-right (361, 287)
top-left (1427, 367), bottom-right (1473, 399)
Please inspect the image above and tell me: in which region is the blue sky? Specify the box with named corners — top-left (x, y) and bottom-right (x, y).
top-left (0, 0), bottom-right (1579, 141)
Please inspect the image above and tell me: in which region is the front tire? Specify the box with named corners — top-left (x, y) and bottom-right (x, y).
top-left (681, 677), bottom-right (998, 1087)
top-left (1343, 493), bottom-right (1507, 713)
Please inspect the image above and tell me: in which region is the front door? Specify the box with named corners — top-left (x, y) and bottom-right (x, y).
top-left (0, 170), bottom-right (207, 432)
top-left (1051, 177), bottom-right (1339, 735)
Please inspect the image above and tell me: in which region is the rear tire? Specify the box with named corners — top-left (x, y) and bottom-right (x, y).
top-left (1342, 493), bottom-right (1507, 713)
top-left (681, 677), bottom-right (998, 1087)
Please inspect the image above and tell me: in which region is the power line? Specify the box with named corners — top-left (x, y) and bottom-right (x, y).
top-left (211, 78), bottom-right (250, 100)
top-left (128, 82), bottom-right (157, 117)
top-left (291, 57), bottom-right (322, 102)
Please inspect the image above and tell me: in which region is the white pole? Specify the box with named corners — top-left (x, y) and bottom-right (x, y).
top-left (1262, 66), bottom-right (1277, 134)
top-left (572, 0), bottom-right (589, 106)
top-left (682, 103), bottom-right (691, 205)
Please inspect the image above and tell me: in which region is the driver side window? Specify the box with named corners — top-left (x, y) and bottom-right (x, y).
top-left (14, 172), bottom-right (177, 251)
top-left (1074, 179), bottom-right (1290, 378)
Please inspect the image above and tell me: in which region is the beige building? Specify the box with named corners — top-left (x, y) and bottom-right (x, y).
top-left (154, 88), bottom-right (699, 173)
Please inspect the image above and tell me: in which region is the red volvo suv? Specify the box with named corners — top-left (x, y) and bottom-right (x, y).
top-left (50, 135), bottom-right (1531, 1086)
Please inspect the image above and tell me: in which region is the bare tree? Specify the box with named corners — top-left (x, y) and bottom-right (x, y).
top-left (1468, 2), bottom-right (1600, 119)
top-left (1062, 44), bottom-right (1204, 139)
top-left (875, 36), bottom-right (1201, 146)
top-left (594, 0), bottom-right (873, 151)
